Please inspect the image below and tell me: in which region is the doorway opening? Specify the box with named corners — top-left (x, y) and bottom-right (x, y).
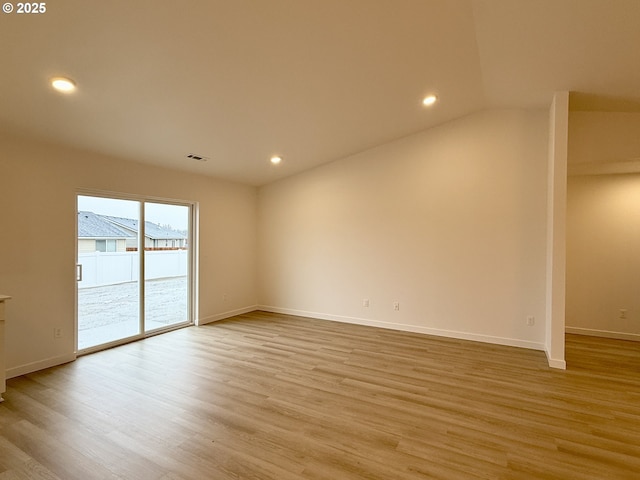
top-left (76, 193), bottom-right (195, 353)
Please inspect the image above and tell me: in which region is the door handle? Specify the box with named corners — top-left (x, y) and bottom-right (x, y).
top-left (76, 264), bottom-right (83, 282)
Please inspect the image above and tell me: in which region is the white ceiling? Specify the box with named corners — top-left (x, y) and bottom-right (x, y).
top-left (1, 0), bottom-right (639, 186)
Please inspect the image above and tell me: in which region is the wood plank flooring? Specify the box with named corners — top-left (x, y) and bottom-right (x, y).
top-left (1, 311), bottom-right (639, 479)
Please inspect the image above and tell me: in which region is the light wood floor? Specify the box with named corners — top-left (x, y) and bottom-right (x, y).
top-left (1, 311), bottom-right (639, 479)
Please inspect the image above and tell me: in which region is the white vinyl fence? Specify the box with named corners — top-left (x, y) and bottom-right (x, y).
top-left (78, 250), bottom-right (188, 288)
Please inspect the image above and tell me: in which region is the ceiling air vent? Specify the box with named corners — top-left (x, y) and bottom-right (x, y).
top-left (187, 153), bottom-right (209, 162)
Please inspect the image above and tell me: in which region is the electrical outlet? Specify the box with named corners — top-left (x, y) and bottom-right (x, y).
top-left (619, 309), bottom-right (628, 319)
top-left (363, 299), bottom-right (369, 307)
top-left (223, 294), bottom-right (228, 302)
top-left (393, 302), bottom-right (400, 311)
top-left (526, 316), bottom-right (535, 326)
top-left (53, 327), bottom-right (63, 339)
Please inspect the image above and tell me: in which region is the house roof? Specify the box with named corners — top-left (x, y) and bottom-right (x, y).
top-left (101, 216), bottom-right (187, 240)
top-left (2, 1), bottom-right (639, 185)
top-left (77, 212), bottom-right (135, 239)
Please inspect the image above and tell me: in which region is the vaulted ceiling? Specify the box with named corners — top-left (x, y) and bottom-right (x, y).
top-left (1, 0), bottom-right (639, 185)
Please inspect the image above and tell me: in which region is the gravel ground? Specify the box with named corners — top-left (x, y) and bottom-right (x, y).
top-left (78, 276), bottom-right (188, 349)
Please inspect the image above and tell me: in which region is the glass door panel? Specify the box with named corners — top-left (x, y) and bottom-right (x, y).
top-left (77, 195), bottom-right (141, 350)
top-left (144, 202), bottom-right (190, 333)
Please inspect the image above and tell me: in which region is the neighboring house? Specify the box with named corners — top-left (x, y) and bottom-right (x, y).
top-left (78, 212), bottom-right (187, 252)
top-left (99, 215), bottom-right (188, 250)
top-left (77, 211), bottom-right (134, 253)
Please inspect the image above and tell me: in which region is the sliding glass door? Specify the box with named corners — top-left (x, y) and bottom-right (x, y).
top-left (144, 202), bottom-right (190, 333)
top-left (77, 194), bottom-right (193, 352)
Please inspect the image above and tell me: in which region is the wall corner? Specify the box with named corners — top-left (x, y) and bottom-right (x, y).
top-left (545, 91), bottom-right (569, 369)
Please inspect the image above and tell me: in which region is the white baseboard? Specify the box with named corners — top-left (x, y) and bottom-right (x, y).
top-left (198, 305), bottom-right (258, 326)
top-left (566, 326), bottom-right (640, 342)
top-left (7, 353), bottom-right (77, 379)
top-left (258, 305), bottom-right (546, 352)
top-left (5, 307), bottom-right (562, 379)
top-left (545, 350), bottom-right (567, 369)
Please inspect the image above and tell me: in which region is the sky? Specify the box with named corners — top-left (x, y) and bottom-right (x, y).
top-left (78, 195), bottom-right (190, 231)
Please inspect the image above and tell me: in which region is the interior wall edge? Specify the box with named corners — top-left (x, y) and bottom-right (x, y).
top-left (545, 91), bottom-right (569, 367)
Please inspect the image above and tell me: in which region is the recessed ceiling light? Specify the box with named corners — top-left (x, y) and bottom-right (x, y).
top-left (422, 95), bottom-right (437, 107)
top-left (270, 155), bottom-right (282, 165)
top-left (51, 77), bottom-right (76, 93)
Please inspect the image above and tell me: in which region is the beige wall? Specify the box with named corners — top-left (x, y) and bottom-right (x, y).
top-left (566, 174), bottom-right (640, 340)
top-left (0, 133), bottom-right (258, 376)
top-left (258, 109), bottom-right (549, 350)
top-left (566, 111), bottom-right (640, 340)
